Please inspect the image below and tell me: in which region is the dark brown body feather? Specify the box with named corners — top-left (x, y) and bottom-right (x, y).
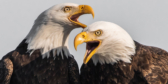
top-left (80, 41), bottom-right (168, 84)
top-left (0, 39), bottom-right (80, 84)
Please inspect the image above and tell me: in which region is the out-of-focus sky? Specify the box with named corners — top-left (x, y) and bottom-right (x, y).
top-left (0, 0), bottom-right (168, 68)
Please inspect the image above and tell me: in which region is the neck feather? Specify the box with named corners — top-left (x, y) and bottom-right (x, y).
top-left (25, 22), bottom-right (73, 58)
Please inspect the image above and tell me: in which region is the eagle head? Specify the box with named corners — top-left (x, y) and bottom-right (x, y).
top-left (74, 21), bottom-right (136, 65)
top-left (25, 3), bottom-right (94, 58)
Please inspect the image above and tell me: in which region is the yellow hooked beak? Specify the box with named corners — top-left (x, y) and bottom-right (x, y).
top-left (68, 5), bottom-right (94, 28)
top-left (74, 32), bottom-right (101, 64)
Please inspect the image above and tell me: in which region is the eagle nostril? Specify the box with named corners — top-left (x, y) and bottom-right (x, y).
top-left (81, 6), bottom-right (84, 10)
top-left (82, 35), bottom-right (85, 38)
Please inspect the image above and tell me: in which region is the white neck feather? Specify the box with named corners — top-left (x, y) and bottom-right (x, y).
top-left (25, 22), bottom-right (73, 58)
top-left (92, 39), bottom-right (136, 65)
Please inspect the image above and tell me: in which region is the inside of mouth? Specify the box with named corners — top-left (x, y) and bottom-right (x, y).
top-left (70, 13), bottom-right (82, 22)
top-left (85, 41), bottom-right (100, 60)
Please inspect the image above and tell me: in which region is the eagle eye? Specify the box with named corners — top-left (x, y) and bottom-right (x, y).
top-left (64, 7), bottom-right (71, 12)
top-left (95, 30), bottom-right (102, 36)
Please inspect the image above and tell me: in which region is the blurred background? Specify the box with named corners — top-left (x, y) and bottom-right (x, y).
top-left (0, 0), bottom-right (168, 68)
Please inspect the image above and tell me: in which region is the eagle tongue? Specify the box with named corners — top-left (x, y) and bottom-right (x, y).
top-left (71, 14), bottom-right (81, 22)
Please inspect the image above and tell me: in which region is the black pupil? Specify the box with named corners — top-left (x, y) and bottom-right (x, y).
top-left (96, 31), bottom-right (100, 35)
top-left (64, 7), bottom-right (70, 11)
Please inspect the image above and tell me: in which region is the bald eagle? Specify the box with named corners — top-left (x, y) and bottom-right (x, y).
top-left (0, 3), bottom-right (94, 84)
top-left (74, 21), bottom-right (168, 84)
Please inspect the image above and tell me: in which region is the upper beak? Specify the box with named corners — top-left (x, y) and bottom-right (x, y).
top-left (69, 5), bottom-right (94, 28)
top-left (74, 32), bottom-right (88, 51)
top-left (78, 5), bottom-right (94, 18)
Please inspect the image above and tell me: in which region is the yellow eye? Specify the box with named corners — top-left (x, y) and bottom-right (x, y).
top-left (64, 7), bottom-right (71, 12)
top-left (95, 30), bottom-right (102, 36)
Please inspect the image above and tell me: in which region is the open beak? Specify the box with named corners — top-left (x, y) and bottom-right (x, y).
top-left (74, 32), bottom-right (101, 64)
top-left (68, 5), bottom-right (94, 28)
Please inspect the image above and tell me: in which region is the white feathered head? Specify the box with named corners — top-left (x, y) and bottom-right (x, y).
top-left (74, 21), bottom-right (135, 65)
top-left (25, 3), bottom-right (94, 58)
